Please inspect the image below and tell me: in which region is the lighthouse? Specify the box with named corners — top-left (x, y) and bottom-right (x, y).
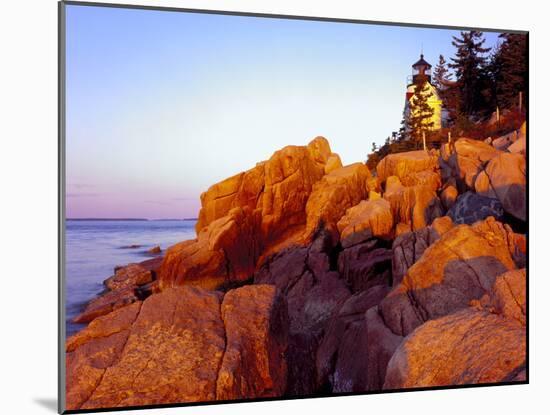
top-left (404, 54), bottom-right (444, 131)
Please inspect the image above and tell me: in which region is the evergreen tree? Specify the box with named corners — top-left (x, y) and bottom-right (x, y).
top-left (491, 33), bottom-right (527, 110)
top-left (433, 54), bottom-right (451, 90)
top-left (407, 75), bottom-right (434, 145)
top-left (449, 31), bottom-right (491, 116)
top-left (397, 112), bottom-right (408, 141)
top-left (477, 52), bottom-right (498, 118)
top-left (432, 54), bottom-right (457, 125)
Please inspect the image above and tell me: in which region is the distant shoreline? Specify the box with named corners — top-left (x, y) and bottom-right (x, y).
top-left (66, 218), bottom-right (198, 221)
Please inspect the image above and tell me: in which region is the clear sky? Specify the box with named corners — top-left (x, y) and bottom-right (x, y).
top-left (65, 4), bottom-right (502, 219)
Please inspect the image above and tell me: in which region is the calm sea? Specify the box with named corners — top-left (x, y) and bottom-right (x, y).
top-left (65, 219), bottom-right (197, 336)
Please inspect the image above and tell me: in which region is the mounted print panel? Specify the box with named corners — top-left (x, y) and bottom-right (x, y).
top-left (59, 1), bottom-right (528, 413)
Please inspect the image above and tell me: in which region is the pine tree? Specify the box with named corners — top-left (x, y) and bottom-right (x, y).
top-left (473, 43), bottom-right (501, 117)
top-left (432, 54), bottom-right (455, 125)
top-left (433, 54), bottom-right (451, 90)
top-left (491, 33), bottom-right (527, 110)
top-left (449, 31), bottom-right (491, 116)
top-left (407, 75), bottom-right (435, 145)
top-left (397, 112), bottom-right (408, 141)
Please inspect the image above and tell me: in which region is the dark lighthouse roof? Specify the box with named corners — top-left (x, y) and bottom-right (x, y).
top-left (409, 53), bottom-right (433, 85)
top-left (412, 54), bottom-right (432, 68)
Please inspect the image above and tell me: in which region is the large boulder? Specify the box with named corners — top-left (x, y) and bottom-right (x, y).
top-left (376, 150), bottom-right (439, 185)
top-left (383, 176), bottom-right (443, 232)
top-left (475, 152), bottom-right (526, 221)
top-left (66, 288), bottom-right (225, 410)
top-left (447, 191), bottom-right (504, 225)
top-left (261, 137), bottom-right (334, 247)
top-left (401, 170), bottom-right (441, 192)
top-left (159, 137), bottom-right (339, 290)
top-left (472, 216), bottom-right (527, 269)
top-left (195, 166), bottom-right (265, 232)
top-left (159, 207), bottom-right (261, 290)
top-left (336, 198), bottom-right (394, 248)
top-left (66, 302), bottom-right (144, 410)
top-left (216, 285), bottom-right (289, 400)
top-left (491, 269), bottom-right (526, 325)
top-left (441, 138), bottom-right (502, 189)
top-left (384, 266), bottom-right (526, 389)
top-left (195, 136), bottom-right (333, 236)
top-left (379, 217), bottom-right (519, 337)
top-left (391, 216), bottom-right (454, 288)
top-left (473, 268), bottom-right (526, 326)
top-left (66, 285), bottom-right (288, 411)
top-left (304, 163), bottom-right (371, 242)
top-left (379, 248), bottom-right (525, 392)
top-left (383, 308), bottom-right (526, 389)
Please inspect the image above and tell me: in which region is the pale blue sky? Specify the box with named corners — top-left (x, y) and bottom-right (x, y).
top-left (65, 4), bottom-right (502, 219)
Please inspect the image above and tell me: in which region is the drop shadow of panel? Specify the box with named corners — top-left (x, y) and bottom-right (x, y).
top-left (34, 398), bottom-right (57, 412)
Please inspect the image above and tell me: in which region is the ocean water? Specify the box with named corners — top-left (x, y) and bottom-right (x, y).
top-left (64, 219), bottom-right (197, 336)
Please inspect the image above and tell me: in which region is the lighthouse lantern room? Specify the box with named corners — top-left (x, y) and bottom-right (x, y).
top-left (411, 54), bottom-right (432, 84)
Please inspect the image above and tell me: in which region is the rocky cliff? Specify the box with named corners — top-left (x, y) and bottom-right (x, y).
top-left (67, 130), bottom-right (527, 410)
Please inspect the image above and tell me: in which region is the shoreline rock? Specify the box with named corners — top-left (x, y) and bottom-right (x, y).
top-left (66, 285), bottom-right (289, 410)
top-left (67, 135), bottom-right (527, 406)
top-left (73, 259), bottom-right (162, 324)
top-left (147, 245), bottom-right (162, 254)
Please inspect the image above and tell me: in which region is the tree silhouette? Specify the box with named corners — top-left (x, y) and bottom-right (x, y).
top-left (449, 31), bottom-right (491, 116)
top-left (490, 33), bottom-right (527, 110)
